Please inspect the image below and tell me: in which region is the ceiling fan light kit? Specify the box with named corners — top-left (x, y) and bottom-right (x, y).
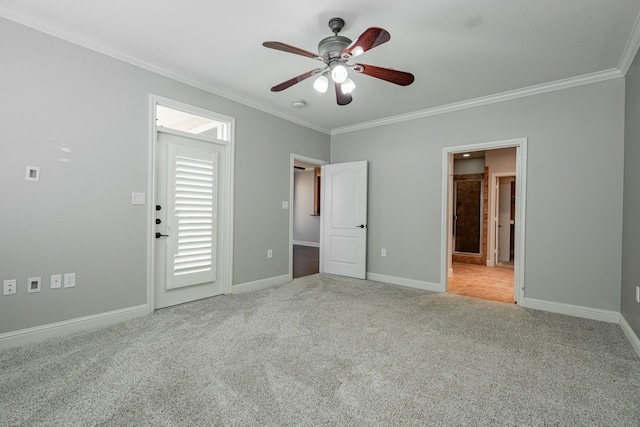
top-left (263, 17), bottom-right (414, 106)
top-left (313, 74), bottom-right (329, 93)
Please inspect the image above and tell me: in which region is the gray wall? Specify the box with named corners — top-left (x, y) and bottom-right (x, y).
top-left (0, 19), bottom-right (330, 333)
top-left (485, 147), bottom-right (516, 174)
top-left (622, 49), bottom-right (640, 336)
top-left (293, 170), bottom-right (320, 244)
top-left (331, 78), bottom-right (625, 311)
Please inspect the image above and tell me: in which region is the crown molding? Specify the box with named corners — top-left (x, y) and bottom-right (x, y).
top-left (0, 4), bottom-right (331, 135)
top-left (1, 3), bottom-right (633, 137)
top-left (331, 68), bottom-right (624, 135)
top-left (618, 10), bottom-right (640, 75)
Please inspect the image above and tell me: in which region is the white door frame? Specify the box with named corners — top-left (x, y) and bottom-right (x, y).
top-left (147, 95), bottom-right (235, 312)
top-left (441, 138), bottom-right (527, 302)
top-left (288, 154), bottom-right (328, 280)
top-left (490, 172), bottom-right (516, 267)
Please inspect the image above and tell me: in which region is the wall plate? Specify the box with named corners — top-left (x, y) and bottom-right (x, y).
top-left (3, 279), bottom-right (17, 295)
top-left (26, 166), bottom-right (40, 181)
top-left (27, 277), bottom-right (42, 293)
top-left (64, 273), bottom-right (76, 288)
top-left (51, 274), bottom-right (62, 289)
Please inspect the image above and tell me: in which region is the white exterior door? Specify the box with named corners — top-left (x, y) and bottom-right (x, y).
top-left (321, 161), bottom-right (368, 279)
top-left (155, 131), bottom-right (226, 309)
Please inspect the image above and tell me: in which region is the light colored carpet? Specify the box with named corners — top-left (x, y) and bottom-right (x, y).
top-left (1, 274), bottom-right (639, 426)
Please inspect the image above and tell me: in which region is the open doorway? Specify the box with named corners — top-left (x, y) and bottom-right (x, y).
top-left (442, 139), bottom-right (526, 304)
top-left (289, 155), bottom-right (328, 279)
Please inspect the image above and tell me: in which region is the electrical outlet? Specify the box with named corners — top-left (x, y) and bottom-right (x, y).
top-left (27, 277), bottom-right (42, 293)
top-left (3, 279), bottom-right (16, 295)
top-left (636, 286), bottom-right (640, 303)
top-left (64, 273), bottom-right (76, 288)
top-left (381, 248), bottom-right (387, 257)
top-left (51, 274), bottom-right (62, 289)
top-left (267, 249), bottom-right (273, 259)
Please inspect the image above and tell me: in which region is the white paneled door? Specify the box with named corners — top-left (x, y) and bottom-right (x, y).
top-left (155, 131), bottom-right (226, 309)
top-left (321, 161), bottom-right (368, 279)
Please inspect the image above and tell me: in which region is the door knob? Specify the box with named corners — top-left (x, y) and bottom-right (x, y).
top-left (155, 232), bottom-right (169, 238)
top-left (356, 224), bottom-right (367, 229)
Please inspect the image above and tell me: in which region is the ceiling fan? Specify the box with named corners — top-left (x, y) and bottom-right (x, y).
top-left (263, 17), bottom-right (415, 106)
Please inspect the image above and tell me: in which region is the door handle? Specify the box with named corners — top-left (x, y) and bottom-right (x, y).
top-left (356, 224), bottom-right (367, 229)
top-left (155, 232), bottom-right (169, 238)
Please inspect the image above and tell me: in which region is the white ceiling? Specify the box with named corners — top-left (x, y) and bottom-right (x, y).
top-left (2, 0), bottom-right (640, 134)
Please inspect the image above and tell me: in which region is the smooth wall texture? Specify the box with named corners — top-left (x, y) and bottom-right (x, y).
top-left (0, 19), bottom-right (329, 333)
top-left (332, 79), bottom-right (625, 311)
top-left (622, 48), bottom-right (640, 337)
top-left (293, 170), bottom-right (320, 245)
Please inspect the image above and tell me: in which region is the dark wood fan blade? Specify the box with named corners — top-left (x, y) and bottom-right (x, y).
top-left (354, 63), bottom-right (415, 86)
top-left (335, 82), bottom-right (352, 106)
top-left (271, 68), bottom-right (322, 92)
top-left (341, 28), bottom-right (390, 57)
top-left (263, 41), bottom-right (320, 60)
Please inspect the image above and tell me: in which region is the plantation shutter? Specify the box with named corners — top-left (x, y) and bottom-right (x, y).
top-left (165, 143), bottom-right (217, 289)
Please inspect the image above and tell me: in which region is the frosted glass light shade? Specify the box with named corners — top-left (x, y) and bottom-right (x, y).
top-left (331, 63), bottom-right (348, 83)
top-left (313, 75), bottom-right (329, 93)
top-left (341, 78), bottom-right (356, 94)
top-left (352, 46), bottom-right (364, 57)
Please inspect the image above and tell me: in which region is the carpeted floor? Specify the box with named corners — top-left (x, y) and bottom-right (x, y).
top-left (1, 274), bottom-right (639, 426)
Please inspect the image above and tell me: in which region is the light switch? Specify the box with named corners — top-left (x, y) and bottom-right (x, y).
top-left (282, 201), bottom-right (289, 209)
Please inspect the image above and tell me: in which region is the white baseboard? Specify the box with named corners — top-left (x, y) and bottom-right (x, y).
top-left (232, 274), bottom-right (291, 294)
top-left (620, 315), bottom-right (640, 360)
top-left (367, 272), bottom-right (444, 292)
top-left (293, 240), bottom-right (320, 248)
top-left (0, 304), bottom-right (148, 350)
top-left (519, 297), bottom-right (620, 323)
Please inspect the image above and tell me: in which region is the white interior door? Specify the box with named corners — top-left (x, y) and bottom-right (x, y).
top-left (155, 131), bottom-right (226, 308)
top-left (321, 161), bottom-right (368, 279)
top-left (498, 177), bottom-right (514, 262)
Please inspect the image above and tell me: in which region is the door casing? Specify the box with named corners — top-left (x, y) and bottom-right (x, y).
top-left (493, 174), bottom-right (516, 265)
top-left (288, 154), bottom-right (328, 280)
top-left (441, 138), bottom-right (527, 302)
top-left (147, 95), bottom-right (235, 312)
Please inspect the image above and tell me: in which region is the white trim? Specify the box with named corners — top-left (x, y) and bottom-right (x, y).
top-left (620, 315), bottom-right (640, 360)
top-left (293, 240), bottom-right (320, 248)
top-left (488, 172), bottom-right (516, 268)
top-left (519, 298), bottom-right (620, 324)
top-left (232, 274), bottom-right (290, 294)
top-left (331, 69), bottom-right (623, 135)
top-left (619, 11), bottom-right (640, 75)
top-left (0, 4), bottom-right (330, 135)
top-left (367, 273), bottom-right (443, 293)
top-left (0, 305), bottom-right (148, 350)
top-left (441, 138), bottom-right (527, 303)
top-left (148, 95), bottom-right (235, 311)
top-left (2, 4), bottom-right (630, 137)
top-left (289, 154), bottom-right (329, 281)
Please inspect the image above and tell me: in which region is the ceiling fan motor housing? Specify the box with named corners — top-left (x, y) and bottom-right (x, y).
top-left (318, 35), bottom-right (352, 61)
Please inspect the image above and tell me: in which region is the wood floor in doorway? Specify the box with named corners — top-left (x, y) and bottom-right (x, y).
top-left (293, 245), bottom-right (319, 279)
top-left (448, 262), bottom-right (514, 304)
